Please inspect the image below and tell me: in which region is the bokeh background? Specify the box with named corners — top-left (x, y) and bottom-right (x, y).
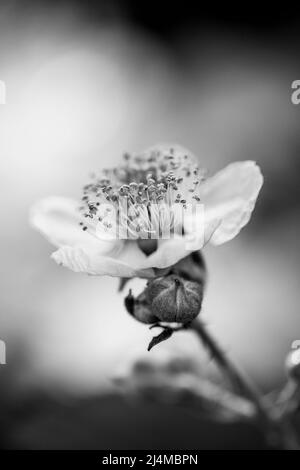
top-left (1, 0), bottom-right (300, 449)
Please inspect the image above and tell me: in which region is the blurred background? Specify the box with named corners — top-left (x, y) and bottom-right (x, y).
top-left (1, 0), bottom-right (300, 449)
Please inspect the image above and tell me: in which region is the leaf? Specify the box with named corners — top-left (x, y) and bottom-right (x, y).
top-left (148, 328), bottom-right (174, 351)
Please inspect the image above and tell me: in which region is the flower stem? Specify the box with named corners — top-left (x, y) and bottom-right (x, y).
top-left (189, 318), bottom-right (299, 449)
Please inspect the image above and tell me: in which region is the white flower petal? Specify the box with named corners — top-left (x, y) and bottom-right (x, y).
top-left (52, 242), bottom-right (155, 278)
top-left (144, 239), bottom-right (189, 269)
top-left (51, 246), bottom-right (91, 272)
top-left (144, 219), bottom-right (220, 269)
top-left (30, 196), bottom-right (97, 248)
top-left (201, 161), bottom-right (263, 245)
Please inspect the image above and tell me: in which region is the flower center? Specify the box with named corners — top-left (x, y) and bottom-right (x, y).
top-left (79, 146), bottom-right (207, 240)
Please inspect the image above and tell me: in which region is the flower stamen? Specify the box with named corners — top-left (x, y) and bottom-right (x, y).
top-left (79, 147), bottom-right (207, 240)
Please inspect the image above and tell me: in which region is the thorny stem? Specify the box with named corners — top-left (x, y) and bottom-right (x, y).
top-left (189, 318), bottom-right (299, 450)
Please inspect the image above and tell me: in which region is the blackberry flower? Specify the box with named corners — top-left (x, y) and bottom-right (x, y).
top-left (30, 143), bottom-right (263, 278)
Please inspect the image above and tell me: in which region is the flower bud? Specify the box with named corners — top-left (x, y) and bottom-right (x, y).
top-left (286, 348), bottom-right (300, 382)
top-left (125, 289), bottom-right (158, 324)
top-left (155, 251), bottom-right (207, 286)
top-left (146, 274), bottom-right (203, 323)
top-left (171, 251), bottom-right (207, 286)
